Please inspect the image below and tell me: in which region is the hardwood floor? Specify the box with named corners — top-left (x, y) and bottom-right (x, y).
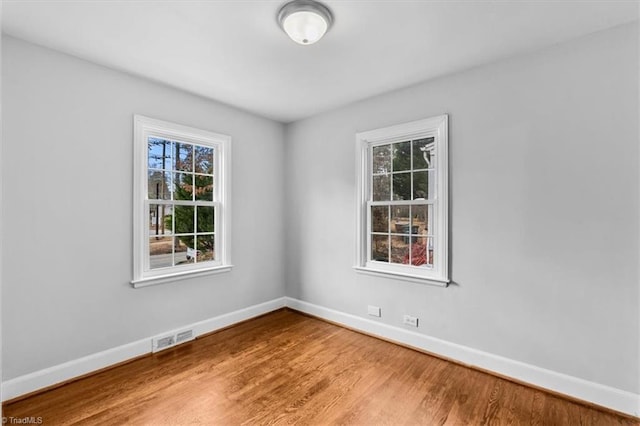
top-left (3, 309), bottom-right (638, 425)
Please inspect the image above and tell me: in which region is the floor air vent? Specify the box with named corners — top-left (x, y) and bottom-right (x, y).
top-left (153, 335), bottom-right (175, 352)
top-left (152, 329), bottom-right (195, 353)
top-left (176, 330), bottom-right (194, 344)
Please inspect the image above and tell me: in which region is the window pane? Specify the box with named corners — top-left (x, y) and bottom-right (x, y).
top-left (148, 138), bottom-right (172, 170)
top-left (173, 142), bottom-right (193, 172)
top-left (149, 204), bottom-right (173, 236)
top-left (412, 137), bottom-right (435, 170)
top-left (392, 205), bottom-right (417, 244)
top-left (392, 141), bottom-right (411, 172)
top-left (148, 170), bottom-right (171, 200)
top-left (412, 171), bottom-right (429, 200)
top-left (196, 235), bottom-right (215, 263)
top-left (371, 234), bottom-right (389, 262)
top-left (373, 175), bottom-right (390, 201)
top-left (195, 175), bottom-right (214, 201)
top-left (173, 173), bottom-right (194, 201)
top-left (149, 236), bottom-right (173, 269)
top-left (371, 206), bottom-right (389, 233)
top-left (410, 204), bottom-right (431, 235)
top-left (409, 237), bottom-right (433, 267)
top-left (390, 235), bottom-right (409, 264)
top-left (195, 146), bottom-right (214, 174)
top-left (393, 172), bottom-right (411, 200)
top-left (174, 236), bottom-right (195, 265)
top-left (197, 206), bottom-right (215, 233)
top-left (174, 205), bottom-right (194, 235)
top-left (391, 205), bottom-right (410, 234)
top-left (372, 145), bottom-right (391, 174)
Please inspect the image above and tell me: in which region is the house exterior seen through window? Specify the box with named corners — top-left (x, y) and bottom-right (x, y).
top-left (132, 115), bottom-right (231, 287)
top-left (355, 115), bottom-right (449, 285)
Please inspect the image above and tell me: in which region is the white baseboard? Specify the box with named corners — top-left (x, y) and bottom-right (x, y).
top-left (1, 297), bottom-right (286, 402)
top-left (284, 297), bottom-right (640, 418)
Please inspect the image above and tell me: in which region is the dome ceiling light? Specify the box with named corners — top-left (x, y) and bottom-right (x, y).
top-left (277, 0), bottom-right (334, 45)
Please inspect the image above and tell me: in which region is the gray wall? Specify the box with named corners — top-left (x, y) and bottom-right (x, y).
top-left (284, 23), bottom-right (639, 393)
top-left (1, 36), bottom-right (286, 380)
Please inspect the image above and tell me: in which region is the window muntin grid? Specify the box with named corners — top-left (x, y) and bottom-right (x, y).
top-left (146, 137), bottom-right (217, 270)
top-left (368, 137), bottom-right (435, 268)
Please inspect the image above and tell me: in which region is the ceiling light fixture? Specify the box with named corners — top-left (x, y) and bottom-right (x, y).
top-left (277, 0), bottom-right (333, 45)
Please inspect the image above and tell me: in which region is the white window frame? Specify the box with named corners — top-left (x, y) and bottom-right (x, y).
top-left (354, 115), bottom-right (449, 286)
top-left (132, 115), bottom-right (232, 288)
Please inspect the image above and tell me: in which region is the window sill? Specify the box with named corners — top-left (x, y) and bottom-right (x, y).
top-left (131, 265), bottom-right (233, 288)
top-left (353, 266), bottom-right (449, 287)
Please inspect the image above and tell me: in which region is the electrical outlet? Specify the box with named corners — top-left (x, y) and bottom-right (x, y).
top-left (403, 314), bottom-right (418, 327)
top-left (367, 305), bottom-right (381, 317)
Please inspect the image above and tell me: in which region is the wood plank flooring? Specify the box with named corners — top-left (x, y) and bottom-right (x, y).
top-left (3, 309), bottom-right (638, 425)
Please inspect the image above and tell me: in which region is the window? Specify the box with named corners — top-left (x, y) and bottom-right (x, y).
top-left (132, 115), bottom-right (231, 287)
top-left (355, 115), bottom-right (449, 285)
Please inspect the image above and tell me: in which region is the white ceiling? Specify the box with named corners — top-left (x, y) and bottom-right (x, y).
top-left (2, 0), bottom-right (638, 123)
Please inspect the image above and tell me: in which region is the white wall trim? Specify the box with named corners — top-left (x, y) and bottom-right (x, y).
top-left (1, 297), bottom-right (286, 402)
top-left (284, 297), bottom-right (640, 418)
